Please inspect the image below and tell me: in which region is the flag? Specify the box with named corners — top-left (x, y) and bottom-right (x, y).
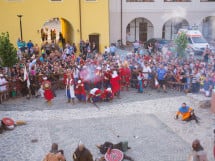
top-left (24, 66), bottom-right (30, 88)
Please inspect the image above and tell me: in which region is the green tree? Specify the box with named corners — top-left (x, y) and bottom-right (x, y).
top-left (0, 32), bottom-right (18, 67)
top-left (175, 32), bottom-right (188, 58)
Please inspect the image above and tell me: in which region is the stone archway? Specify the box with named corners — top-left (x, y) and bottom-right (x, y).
top-left (41, 17), bottom-right (73, 44)
top-left (162, 17), bottom-right (189, 40)
top-left (201, 16), bottom-right (215, 42)
top-left (126, 17), bottom-right (154, 44)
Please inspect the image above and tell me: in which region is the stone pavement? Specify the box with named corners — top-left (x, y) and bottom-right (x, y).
top-left (0, 89), bottom-right (214, 161)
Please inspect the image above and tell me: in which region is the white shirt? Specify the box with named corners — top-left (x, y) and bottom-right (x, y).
top-left (142, 65), bottom-right (151, 79)
top-left (0, 78), bottom-right (7, 92)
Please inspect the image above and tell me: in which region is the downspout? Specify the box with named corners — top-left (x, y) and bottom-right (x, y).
top-left (120, 0), bottom-right (123, 43)
top-left (79, 0), bottom-right (82, 40)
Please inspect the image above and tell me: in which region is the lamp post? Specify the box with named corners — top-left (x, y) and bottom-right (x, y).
top-left (17, 15), bottom-right (23, 40)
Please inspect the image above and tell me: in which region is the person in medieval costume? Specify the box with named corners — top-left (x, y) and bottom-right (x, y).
top-left (96, 141), bottom-right (134, 161)
top-left (101, 87), bottom-right (113, 102)
top-left (103, 68), bottom-right (112, 89)
top-left (66, 73), bottom-right (75, 104)
top-left (72, 141), bottom-right (93, 161)
top-left (42, 76), bottom-right (54, 105)
top-left (110, 70), bottom-right (120, 98)
top-left (137, 71), bottom-right (144, 93)
top-left (18, 68), bottom-right (30, 99)
top-left (124, 62), bottom-right (131, 91)
top-left (75, 80), bottom-right (86, 103)
top-left (88, 88), bottom-right (102, 103)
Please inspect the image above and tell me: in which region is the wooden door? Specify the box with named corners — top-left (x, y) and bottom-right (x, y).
top-left (89, 34), bottom-right (99, 52)
top-left (139, 22), bottom-right (147, 43)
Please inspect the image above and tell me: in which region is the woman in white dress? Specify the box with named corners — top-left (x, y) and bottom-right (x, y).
top-left (66, 74), bottom-right (75, 104)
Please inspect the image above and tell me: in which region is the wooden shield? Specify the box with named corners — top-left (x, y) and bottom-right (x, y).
top-left (104, 149), bottom-right (124, 161)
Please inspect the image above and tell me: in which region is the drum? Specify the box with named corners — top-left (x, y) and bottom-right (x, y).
top-left (43, 81), bottom-right (51, 90)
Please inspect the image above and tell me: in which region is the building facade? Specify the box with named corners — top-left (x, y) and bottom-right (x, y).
top-left (109, 0), bottom-right (215, 44)
top-left (0, 0), bottom-right (110, 52)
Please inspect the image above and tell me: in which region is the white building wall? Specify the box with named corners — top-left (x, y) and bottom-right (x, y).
top-left (109, 0), bottom-right (215, 44)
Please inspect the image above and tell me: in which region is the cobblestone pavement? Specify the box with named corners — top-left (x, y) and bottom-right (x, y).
top-left (0, 89), bottom-right (214, 161)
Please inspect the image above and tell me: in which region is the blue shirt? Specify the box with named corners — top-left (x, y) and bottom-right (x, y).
top-left (157, 68), bottom-right (167, 80)
top-left (27, 42), bottom-right (34, 49)
top-left (110, 46), bottom-right (116, 53)
top-left (203, 80), bottom-right (212, 91)
top-left (179, 106), bottom-right (190, 113)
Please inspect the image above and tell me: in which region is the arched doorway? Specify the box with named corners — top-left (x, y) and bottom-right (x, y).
top-left (162, 17), bottom-right (189, 40)
top-left (41, 17), bottom-right (73, 44)
top-left (126, 17), bottom-right (154, 43)
top-left (201, 16), bottom-right (215, 42)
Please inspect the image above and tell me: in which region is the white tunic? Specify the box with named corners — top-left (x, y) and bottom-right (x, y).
top-left (66, 78), bottom-right (75, 98)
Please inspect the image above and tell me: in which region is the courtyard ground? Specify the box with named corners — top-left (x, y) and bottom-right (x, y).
top-left (0, 89), bottom-right (214, 161)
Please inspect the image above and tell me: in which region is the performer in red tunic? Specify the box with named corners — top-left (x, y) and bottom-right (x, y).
top-left (42, 76), bottom-right (54, 105)
top-left (103, 68), bottom-right (112, 88)
top-left (102, 87), bottom-right (113, 102)
top-left (110, 70), bottom-right (120, 98)
top-left (75, 80), bottom-right (86, 103)
top-left (124, 63), bottom-right (131, 91)
top-left (88, 88), bottom-right (102, 103)
top-left (119, 66), bottom-right (126, 91)
top-left (94, 66), bottom-right (102, 89)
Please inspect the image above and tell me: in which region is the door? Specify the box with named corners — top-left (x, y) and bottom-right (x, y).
top-left (89, 34), bottom-right (99, 52)
top-left (139, 22), bottom-right (147, 43)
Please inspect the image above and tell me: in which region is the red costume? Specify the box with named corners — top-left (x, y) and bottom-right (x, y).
top-left (75, 81), bottom-right (86, 101)
top-left (101, 88), bottom-right (113, 101)
top-left (110, 72), bottom-right (120, 95)
top-left (88, 88), bottom-right (102, 103)
top-left (124, 67), bottom-right (131, 87)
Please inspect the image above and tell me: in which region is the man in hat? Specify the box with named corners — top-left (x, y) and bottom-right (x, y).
top-left (42, 76), bottom-right (54, 105)
top-left (43, 143), bottom-right (66, 161)
top-left (72, 141), bottom-right (93, 161)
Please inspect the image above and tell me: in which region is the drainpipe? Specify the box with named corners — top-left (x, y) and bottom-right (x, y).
top-left (79, 0), bottom-right (82, 40)
top-left (135, 18), bottom-right (137, 41)
top-left (120, 0), bottom-right (122, 44)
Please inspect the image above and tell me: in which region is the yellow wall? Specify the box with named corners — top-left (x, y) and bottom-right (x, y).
top-left (0, 0), bottom-right (110, 52)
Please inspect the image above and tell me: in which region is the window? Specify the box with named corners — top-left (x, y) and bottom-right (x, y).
top-left (200, 0), bottom-right (215, 2)
top-left (85, 0), bottom-right (97, 1)
top-left (126, 0), bottom-right (154, 2)
top-left (164, 0), bottom-right (191, 2)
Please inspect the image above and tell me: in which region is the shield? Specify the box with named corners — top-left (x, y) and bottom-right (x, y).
top-left (2, 117), bottom-right (15, 126)
top-left (105, 149), bottom-right (124, 161)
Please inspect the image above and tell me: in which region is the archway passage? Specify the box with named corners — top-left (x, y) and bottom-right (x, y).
top-left (201, 16), bottom-right (215, 42)
top-left (162, 17), bottom-right (189, 40)
top-left (41, 18), bottom-right (73, 44)
top-left (126, 17), bottom-right (154, 43)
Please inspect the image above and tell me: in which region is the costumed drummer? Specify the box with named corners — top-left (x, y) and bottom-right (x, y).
top-left (42, 76), bottom-right (54, 105)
